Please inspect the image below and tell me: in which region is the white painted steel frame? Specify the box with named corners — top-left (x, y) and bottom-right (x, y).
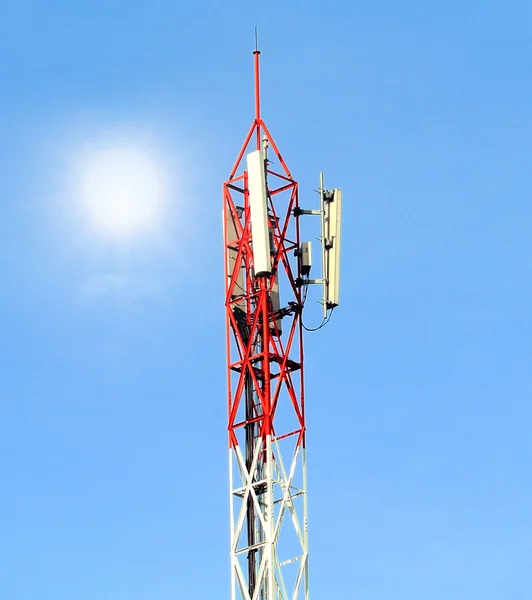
top-left (229, 437), bottom-right (309, 600)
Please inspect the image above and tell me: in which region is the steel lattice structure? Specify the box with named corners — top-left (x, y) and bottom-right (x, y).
top-left (223, 50), bottom-right (309, 600)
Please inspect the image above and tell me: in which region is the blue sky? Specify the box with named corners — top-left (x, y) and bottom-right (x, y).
top-left (1, 1), bottom-right (531, 598)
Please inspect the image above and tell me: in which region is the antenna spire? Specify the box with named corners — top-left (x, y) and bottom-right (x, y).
top-left (253, 27), bottom-right (261, 129)
top-left (253, 27), bottom-right (262, 150)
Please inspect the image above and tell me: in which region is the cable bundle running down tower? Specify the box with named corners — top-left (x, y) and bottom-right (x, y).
top-left (223, 49), bottom-right (342, 600)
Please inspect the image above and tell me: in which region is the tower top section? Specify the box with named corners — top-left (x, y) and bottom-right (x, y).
top-left (228, 49), bottom-right (292, 180)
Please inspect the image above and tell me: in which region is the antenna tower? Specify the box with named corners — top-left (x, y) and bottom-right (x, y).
top-left (223, 47), bottom-right (342, 600)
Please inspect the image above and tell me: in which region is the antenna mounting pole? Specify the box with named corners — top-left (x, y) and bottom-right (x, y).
top-left (253, 29), bottom-right (261, 149)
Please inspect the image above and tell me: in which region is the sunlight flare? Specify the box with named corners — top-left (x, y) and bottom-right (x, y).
top-left (79, 145), bottom-right (165, 238)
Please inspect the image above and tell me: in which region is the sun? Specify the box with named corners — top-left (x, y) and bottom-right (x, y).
top-left (80, 145), bottom-right (165, 238)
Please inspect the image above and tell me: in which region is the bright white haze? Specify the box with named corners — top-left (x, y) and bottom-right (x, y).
top-left (80, 145), bottom-right (165, 238)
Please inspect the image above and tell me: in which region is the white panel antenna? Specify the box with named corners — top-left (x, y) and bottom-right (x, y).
top-left (270, 275), bottom-right (282, 336)
top-left (297, 174), bottom-right (342, 317)
top-left (247, 149), bottom-right (272, 277)
top-left (324, 188), bottom-right (342, 308)
top-left (224, 207), bottom-right (245, 303)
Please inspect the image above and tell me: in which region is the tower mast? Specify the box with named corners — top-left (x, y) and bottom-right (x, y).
top-left (223, 49), bottom-right (309, 600)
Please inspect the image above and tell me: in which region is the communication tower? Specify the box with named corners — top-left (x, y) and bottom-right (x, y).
top-left (223, 47), bottom-right (342, 600)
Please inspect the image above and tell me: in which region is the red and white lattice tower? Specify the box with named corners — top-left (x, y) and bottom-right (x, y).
top-left (223, 50), bottom-right (310, 600)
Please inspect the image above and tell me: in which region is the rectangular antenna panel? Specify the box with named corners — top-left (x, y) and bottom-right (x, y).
top-left (325, 188), bottom-right (342, 307)
top-left (270, 275), bottom-right (282, 336)
top-left (224, 207), bottom-right (245, 304)
top-left (247, 149), bottom-right (272, 276)
top-left (300, 241), bottom-right (312, 276)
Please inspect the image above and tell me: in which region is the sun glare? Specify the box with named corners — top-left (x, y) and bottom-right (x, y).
top-left (80, 145), bottom-right (165, 238)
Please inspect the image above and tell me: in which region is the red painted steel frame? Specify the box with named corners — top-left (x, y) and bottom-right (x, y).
top-left (223, 51), bottom-right (306, 455)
